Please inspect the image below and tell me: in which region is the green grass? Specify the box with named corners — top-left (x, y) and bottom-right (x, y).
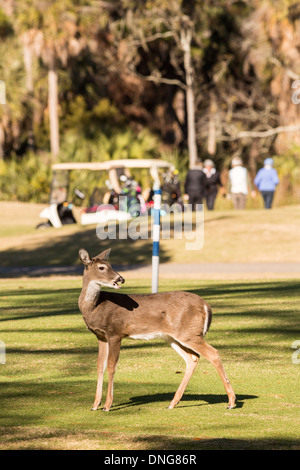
top-left (1, 202), bottom-right (300, 267)
top-left (0, 277), bottom-right (299, 450)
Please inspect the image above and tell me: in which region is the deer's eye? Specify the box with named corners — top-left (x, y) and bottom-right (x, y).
top-left (99, 266), bottom-right (105, 271)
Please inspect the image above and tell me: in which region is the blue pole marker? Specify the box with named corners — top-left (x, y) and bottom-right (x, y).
top-left (152, 186), bottom-right (161, 293)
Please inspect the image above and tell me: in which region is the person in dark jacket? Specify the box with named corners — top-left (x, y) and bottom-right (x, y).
top-left (203, 159), bottom-right (224, 210)
top-left (184, 160), bottom-right (207, 211)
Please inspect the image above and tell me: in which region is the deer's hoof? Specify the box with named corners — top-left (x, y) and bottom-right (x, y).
top-left (168, 402), bottom-right (177, 410)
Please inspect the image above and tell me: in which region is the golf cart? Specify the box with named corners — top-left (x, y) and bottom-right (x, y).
top-left (37, 159), bottom-right (175, 228)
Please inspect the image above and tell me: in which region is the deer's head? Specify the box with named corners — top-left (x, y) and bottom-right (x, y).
top-left (79, 248), bottom-right (125, 289)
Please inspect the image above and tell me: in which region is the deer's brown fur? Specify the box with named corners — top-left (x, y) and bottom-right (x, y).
top-left (78, 248), bottom-right (235, 411)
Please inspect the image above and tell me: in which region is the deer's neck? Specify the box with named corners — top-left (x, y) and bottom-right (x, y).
top-left (79, 279), bottom-right (101, 313)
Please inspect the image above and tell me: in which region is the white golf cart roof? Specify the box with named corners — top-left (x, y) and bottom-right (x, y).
top-left (52, 159), bottom-right (173, 190)
top-left (52, 159), bottom-right (173, 171)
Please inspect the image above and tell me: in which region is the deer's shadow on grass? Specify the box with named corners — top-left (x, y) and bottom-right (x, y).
top-left (110, 393), bottom-right (257, 411)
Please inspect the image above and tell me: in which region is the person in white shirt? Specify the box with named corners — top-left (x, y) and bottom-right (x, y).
top-left (228, 157), bottom-right (255, 209)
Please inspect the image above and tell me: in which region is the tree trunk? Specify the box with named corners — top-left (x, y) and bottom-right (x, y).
top-left (23, 33), bottom-right (33, 93)
top-left (0, 122), bottom-right (5, 160)
top-left (48, 51), bottom-right (60, 159)
top-left (249, 141), bottom-right (259, 179)
top-left (22, 31), bottom-right (36, 149)
top-left (207, 92), bottom-right (217, 156)
top-left (181, 26), bottom-right (198, 168)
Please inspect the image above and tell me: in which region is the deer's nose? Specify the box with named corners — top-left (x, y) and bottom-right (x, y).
top-left (117, 275), bottom-right (125, 284)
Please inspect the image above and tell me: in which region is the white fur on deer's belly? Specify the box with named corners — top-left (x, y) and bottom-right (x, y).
top-left (129, 333), bottom-right (166, 341)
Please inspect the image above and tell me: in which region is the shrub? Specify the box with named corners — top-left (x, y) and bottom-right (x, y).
top-left (0, 152), bottom-right (52, 203)
top-left (273, 147), bottom-right (300, 205)
top-left (0, 124), bottom-right (161, 203)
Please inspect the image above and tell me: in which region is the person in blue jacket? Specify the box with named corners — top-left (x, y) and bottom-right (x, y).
top-left (254, 158), bottom-right (279, 209)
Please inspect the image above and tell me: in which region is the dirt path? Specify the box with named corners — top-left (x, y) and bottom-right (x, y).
top-left (1, 262), bottom-right (299, 280)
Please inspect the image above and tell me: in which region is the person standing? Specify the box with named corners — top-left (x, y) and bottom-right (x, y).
top-left (184, 160), bottom-right (207, 211)
top-left (203, 159), bottom-right (224, 210)
top-left (254, 158), bottom-right (279, 209)
top-left (228, 157), bottom-right (255, 209)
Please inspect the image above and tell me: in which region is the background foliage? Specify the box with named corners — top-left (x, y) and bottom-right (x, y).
top-left (0, 0), bottom-right (300, 203)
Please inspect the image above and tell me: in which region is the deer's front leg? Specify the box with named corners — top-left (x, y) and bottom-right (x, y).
top-left (103, 336), bottom-right (121, 412)
top-left (91, 340), bottom-right (108, 410)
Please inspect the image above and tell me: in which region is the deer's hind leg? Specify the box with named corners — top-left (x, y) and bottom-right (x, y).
top-left (91, 340), bottom-right (108, 411)
top-left (168, 341), bottom-right (199, 409)
top-left (188, 339), bottom-right (236, 409)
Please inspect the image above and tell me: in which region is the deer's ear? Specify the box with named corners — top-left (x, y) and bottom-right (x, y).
top-left (97, 248), bottom-right (111, 261)
top-left (79, 248), bottom-right (92, 265)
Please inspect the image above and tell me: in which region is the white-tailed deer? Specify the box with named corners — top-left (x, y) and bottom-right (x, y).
top-left (78, 248), bottom-right (235, 411)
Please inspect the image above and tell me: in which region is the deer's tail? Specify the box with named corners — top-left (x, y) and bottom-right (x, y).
top-left (203, 303), bottom-right (212, 336)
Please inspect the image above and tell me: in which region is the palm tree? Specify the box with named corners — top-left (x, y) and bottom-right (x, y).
top-left (16, 0), bottom-right (92, 159)
top-left (0, 34), bottom-right (27, 159)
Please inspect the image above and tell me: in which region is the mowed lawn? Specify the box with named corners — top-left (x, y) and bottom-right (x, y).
top-left (0, 202), bottom-right (300, 266)
top-left (0, 277), bottom-right (299, 450)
